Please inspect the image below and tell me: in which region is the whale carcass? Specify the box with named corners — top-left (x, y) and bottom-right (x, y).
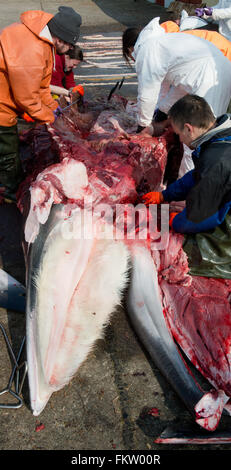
top-left (17, 96), bottom-right (231, 440)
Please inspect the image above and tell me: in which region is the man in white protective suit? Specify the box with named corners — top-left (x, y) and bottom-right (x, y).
top-left (122, 17), bottom-right (231, 176)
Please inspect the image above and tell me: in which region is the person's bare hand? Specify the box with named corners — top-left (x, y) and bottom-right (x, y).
top-left (140, 124), bottom-right (154, 136)
top-left (152, 119), bottom-right (170, 136)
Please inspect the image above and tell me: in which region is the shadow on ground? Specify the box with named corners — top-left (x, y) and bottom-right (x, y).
top-left (81, 0), bottom-right (170, 33)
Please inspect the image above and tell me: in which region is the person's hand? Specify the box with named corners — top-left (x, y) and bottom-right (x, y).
top-left (169, 212), bottom-right (179, 228)
top-left (140, 125), bottom-right (154, 136)
top-left (70, 85), bottom-right (85, 111)
top-left (70, 85), bottom-right (84, 104)
top-left (136, 125), bottom-right (145, 133)
top-left (137, 120), bottom-right (169, 137)
top-left (71, 85), bottom-right (84, 96)
top-left (22, 112), bottom-right (35, 123)
top-left (195, 7), bottom-right (213, 16)
top-left (141, 191), bottom-right (164, 205)
top-left (195, 8), bottom-right (205, 17)
top-left (203, 7), bottom-right (213, 15)
top-left (53, 106), bottom-right (62, 120)
top-left (153, 119), bottom-right (170, 136)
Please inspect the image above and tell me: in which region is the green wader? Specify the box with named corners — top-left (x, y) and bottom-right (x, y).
top-left (183, 212), bottom-right (231, 279)
top-left (0, 124), bottom-right (23, 193)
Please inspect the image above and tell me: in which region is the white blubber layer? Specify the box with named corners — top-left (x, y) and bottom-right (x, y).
top-left (27, 211), bottom-right (130, 416)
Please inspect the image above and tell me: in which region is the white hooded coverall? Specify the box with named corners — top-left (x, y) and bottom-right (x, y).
top-left (133, 18), bottom-right (231, 128)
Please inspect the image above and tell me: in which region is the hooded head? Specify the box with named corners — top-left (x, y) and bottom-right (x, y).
top-left (135, 17), bottom-right (165, 46)
top-left (122, 18), bottom-right (165, 64)
top-left (179, 10), bottom-right (208, 31)
top-left (48, 6), bottom-right (82, 46)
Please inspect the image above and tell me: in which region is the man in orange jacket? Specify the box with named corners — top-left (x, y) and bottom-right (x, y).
top-left (0, 6), bottom-right (82, 196)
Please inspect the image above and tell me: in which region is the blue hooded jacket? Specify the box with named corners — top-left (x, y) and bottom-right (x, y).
top-left (162, 114), bottom-right (231, 233)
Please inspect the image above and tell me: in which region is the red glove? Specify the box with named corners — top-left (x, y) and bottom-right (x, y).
top-left (141, 191), bottom-right (164, 205)
top-left (72, 85), bottom-right (84, 96)
top-left (22, 112), bottom-right (35, 122)
top-left (169, 212), bottom-right (179, 228)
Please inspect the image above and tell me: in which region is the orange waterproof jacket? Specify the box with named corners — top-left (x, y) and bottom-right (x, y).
top-left (161, 21), bottom-right (231, 61)
top-left (0, 10), bottom-right (58, 127)
top-left (182, 29), bottom-right (231, 61)
top-left (161, 21), bottom-right (180, 33)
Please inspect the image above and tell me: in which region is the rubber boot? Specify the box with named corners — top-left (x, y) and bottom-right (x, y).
top-left (0, 124), bottom-right (24, 194)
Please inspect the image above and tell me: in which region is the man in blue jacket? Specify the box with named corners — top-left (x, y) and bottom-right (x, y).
top-left (142, 94), bottom-right (231, 234)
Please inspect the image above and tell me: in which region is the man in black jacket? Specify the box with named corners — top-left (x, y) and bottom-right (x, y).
top-left (142, 94), bottom-right (231, 234)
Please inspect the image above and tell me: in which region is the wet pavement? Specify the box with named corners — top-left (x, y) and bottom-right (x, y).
top-left (0, 0), bottom-right (230, 462)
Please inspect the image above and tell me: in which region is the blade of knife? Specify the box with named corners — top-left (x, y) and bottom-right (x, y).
top-left (107, 76), bottom-right (125, 101)
top-left (119, 76), bottom-right (125, 89)
top-left (107, 81), bottom-right (120, 101)
top-left (59, 98), bottom-right (80, 114)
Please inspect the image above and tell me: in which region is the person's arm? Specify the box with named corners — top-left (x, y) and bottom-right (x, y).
top-left (212, 5), bottom-right (231, 20)
top-left (6, 45), bottom-right (56, 122)
top-left (135, 41), bottom-right (168, 127)
top-left (162, 170), bottom-right (195, 202)
top-left (50, 54), bottom-right (65, 88)
top-left (65, 70), bottom-right (76, 90)
top-left (157, 85), bottom-right (186, 115)
top-left (171, 206), bottom-right (227, 233)
top-left (141, 170), bottom-right (195, 205)
top-left (195, 3), bottom-right (231, 20)
top-left (156, 80), bottom-right (171, 110)
top-left (137, 88), bottom-right (162, 128)
top-left (50, 84), bottom-right (70, 97)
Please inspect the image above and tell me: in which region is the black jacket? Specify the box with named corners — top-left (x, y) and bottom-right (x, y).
top-left (188, 114), bottom-right (231, 223)
top-left (163, 114), bottom-right (231, 233)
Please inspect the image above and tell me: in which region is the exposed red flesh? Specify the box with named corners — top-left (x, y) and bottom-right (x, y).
top-left (18, 95), bottom-right (231, 431)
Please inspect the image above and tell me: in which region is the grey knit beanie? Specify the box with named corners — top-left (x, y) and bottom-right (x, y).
top-left (48, 6), bottom-right (82, 45)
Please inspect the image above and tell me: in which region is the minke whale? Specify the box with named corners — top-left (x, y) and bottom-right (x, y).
top-left (14, 94), bottom-right (231, 442)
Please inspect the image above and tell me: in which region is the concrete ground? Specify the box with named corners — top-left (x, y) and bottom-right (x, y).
top-left (0, 0), bottom-right (170, 30)
top-left (0, 0), bottom-right (230, 460)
